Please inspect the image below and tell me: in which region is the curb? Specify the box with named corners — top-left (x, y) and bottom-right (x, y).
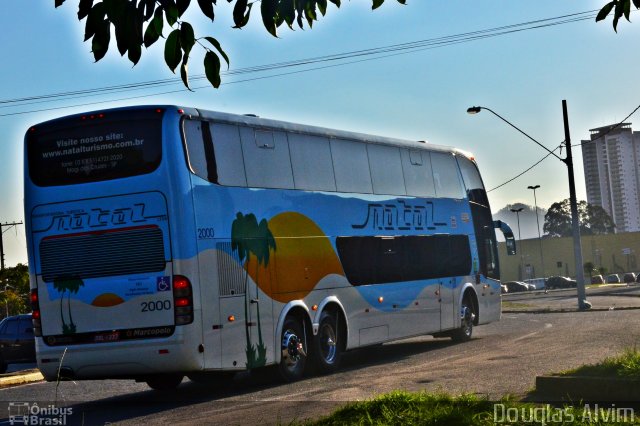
top-left (535, 375), bottom-right (640, 402)
top-left (503, 306), bottom-right (640, 314)
top-left (0, 371), bottom-right (44, 388)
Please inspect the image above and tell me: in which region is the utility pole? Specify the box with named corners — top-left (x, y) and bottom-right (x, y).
top-left (0, 221), bottom-right (23, 271)
top-left (561, 100), bottom-right (589, 310)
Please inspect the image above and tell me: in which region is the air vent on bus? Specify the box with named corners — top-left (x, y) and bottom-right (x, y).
top-left (39, 226), bottom-right (166, 282)
top-left (216, 242), bottom-right (246, 296)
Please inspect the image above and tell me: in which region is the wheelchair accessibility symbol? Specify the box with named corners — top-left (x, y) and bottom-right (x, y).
top-left (157, 276), bottom-right (171, 292)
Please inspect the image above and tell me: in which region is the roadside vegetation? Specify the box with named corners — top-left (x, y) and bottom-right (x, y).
top-left (306, 391), bottom-right (639, 425)
top-left (560, 348), bottom-right (640, 379)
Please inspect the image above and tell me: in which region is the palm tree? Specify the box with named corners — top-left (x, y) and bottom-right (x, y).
top-left (231, 212), bottom-right (276, 369)
top-left (52, 280), bottom-right (68, 333)
top-left (65, 278), bottom-right (84, 334)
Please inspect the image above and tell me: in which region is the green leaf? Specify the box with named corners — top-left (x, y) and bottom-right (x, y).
top-left (180, 22), bottom-right (196, 56)
top-left (180, 55), bottom-right (192, 89)
top-left (372, 0), bottom-right (384, 10)
top-left (115, 21), bottom-right (129, 56)
top-left (204, 51), bottom-right (221, 88)
top-left (84, 2), bottom-right (105, 41)
top-left (261, 0), bottom-right (278, 37)
top-left (278, 0), bottom-right (295, 28)
top-left (164, 0), bottom-right (179, 26)
top-left (596, 1), bottom-right (615, 22)
top-left (91, 19), bottom-right (111, 61)
top-left (78, 0), bottom-right (94, 20)
top-left (624, 0), bottom-right (632, 20)
top-left (197, 0), bottom-right (215, 21)
top-left (328, 0), bottom-right (341, 6)
top-left (634, 0), bottom-right (640, 9)
top-left (164, 29), bottom-right (182, 72)
top-left (614, 0), bottom-right (623, 31)
top-left (233, 0), bottom-right (251, 28)
top-left (128, 40), bottom-right (142, 65)
top-left (203, 36), bottom-right (230, 67)
top-left (396, 0), bottom-right (406, 4)
top-left (142, 0), bottom-right (156, 20)
top-left (153, 7), bottom-right (164, 35)
top-left (318, 0), bottom-right (327, 16)
top-left (55, 0), bottom-right (66, 7)
top-left (177, 0), bottom-right (191, 17)
top-left (143, 21), bottom-right (160, 47)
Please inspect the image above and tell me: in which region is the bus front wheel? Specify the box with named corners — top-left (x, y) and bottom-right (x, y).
top-left (451, 298), bottom-right (475, 342)
top-left (312, 311), bottom-right (342, 373)
top-left (278, 317), bottom-right (307, 382)
top-left (145, 374), bottom-right (184, 391)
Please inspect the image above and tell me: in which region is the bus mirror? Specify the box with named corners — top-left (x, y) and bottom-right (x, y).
top-left (493, 220), bottom-right (517, 256)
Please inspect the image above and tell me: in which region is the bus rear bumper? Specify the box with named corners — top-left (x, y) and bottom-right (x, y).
top-left (36, 336), bottom-right (203, 381)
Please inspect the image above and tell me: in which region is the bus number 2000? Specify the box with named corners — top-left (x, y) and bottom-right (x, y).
top-left (141, 300), bottom-right (172, 312)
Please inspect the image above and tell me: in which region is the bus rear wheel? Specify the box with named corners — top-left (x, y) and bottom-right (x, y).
top-left (278, 317), bottom-right (307, 382)
top-left (312, 311), bottom-right (342, 374)
top-left (145, 374), bottom-right (184, 391)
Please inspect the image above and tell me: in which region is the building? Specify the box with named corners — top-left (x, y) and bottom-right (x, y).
top-left (581, 123), bottom-right (640, 233)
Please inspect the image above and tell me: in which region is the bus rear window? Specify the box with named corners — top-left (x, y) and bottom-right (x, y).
top-left (27, 109), bottom-right (163, 186)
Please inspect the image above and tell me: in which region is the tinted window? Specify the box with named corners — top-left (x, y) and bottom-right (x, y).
top-left (240, 128), bottom-right (294, 189)
top-left (401, 149), bottom-right (436, 197)
top-left (27, 109), bottom-right (163, 186)
top-left (368, 145), bottom-right (405, 195)
top-left (3, 320), bottom-right (18, 337)
top-left (431, 152), bottom-right (465, 199)
top-left (210, 123), bottom-right (247, 186)
top-left (183, 119), bottom-right (217, 182)
top-left (331, 139), bottom-right (373, 193)
top-left (289, 134), bottom-right (336, 191)
top-left (336, 235), bottom-right (471, 285)
top-left (457, 156), bottom-right (489, 207)
top-left (18, 319), bottom-right (33, 337)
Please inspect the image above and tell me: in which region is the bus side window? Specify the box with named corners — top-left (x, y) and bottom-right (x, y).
top-left (401, 149), bottom-right (436, 197)
top-left (209, 123), bottom-right (247, 187)
top-left (430, 152), bottom-right (465, 199)
top-left (240, 128), bottom-right (294, 189)
top-left (456, 156), bottom-right (489, 207)
top-left (368, 145), bottom-right (406, 196)
top-left (183, 120), bottom-right (218, 183)
top-left (330, 139), bottom-right (373, 194)
top-left (288, 134), bottom-right (336, 191)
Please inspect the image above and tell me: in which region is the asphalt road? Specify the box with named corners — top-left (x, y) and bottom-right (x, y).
top-left (1, 287), bottom-right (639, 425)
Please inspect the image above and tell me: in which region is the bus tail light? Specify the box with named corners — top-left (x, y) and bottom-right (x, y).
top-left (30, 289), bottom-right (42, 337)
top-left (173, 275), bottom-right (193, 325)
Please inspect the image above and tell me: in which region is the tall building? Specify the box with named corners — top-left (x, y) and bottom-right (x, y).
top-left (581, 123), bottom-right (640, 233)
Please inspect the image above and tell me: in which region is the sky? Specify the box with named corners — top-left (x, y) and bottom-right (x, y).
top-left (1, 1), bottom-right (639, 266)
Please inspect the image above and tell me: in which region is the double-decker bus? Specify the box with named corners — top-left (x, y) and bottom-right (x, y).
top-left (24, 106), bottom-right (515, 389)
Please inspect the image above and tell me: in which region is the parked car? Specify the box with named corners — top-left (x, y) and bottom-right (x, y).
top-left (0, 314), bottom-right (35, 373)
top-left (501, 284), bottom-right (509, 294)
top-left (545, 276), bottom-right (577, 289)
top-left (504, 281), bottom-right (530, 293)
top-left (623, 272), bottom-right (636, 284)
top-left (590, 274), bottom-right (604, 285)
top-left (636, 274), bottom-right (640, 284)
top-left (606, 274), bottom-right (621, 284)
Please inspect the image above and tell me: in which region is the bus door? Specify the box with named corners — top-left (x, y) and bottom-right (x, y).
top-left (439, 278), bottom-right (455, 331)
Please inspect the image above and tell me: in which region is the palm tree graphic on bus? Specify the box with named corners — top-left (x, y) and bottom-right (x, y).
top-left (231, 212), bottom-right (276, 369)
top-left (53, 277), bottom-right (85, 334)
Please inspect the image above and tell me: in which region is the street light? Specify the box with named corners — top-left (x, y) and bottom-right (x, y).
top-left (510, 207), bottom-right (524, 280)
top-left (467, 102), bottom-right (591, 310)
top-left (527, 185), bottom-right (546, 282)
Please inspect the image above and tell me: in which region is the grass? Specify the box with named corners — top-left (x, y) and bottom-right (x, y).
top-left (560, 348), bottom-right (640, 379)
top-left (500, 301), bottom-right (533, 309)
top-left (304, 391), bottom-right (639, 425)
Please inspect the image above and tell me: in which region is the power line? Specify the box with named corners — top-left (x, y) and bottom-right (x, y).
top-left (572, 103), bottom-right (640, 147)
top-left (0, 9), bottom-right (599, 114)
top-left (487, 145), bottom-right (563, 193)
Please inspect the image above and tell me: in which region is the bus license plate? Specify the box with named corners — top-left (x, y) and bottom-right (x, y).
top-left (94, 331), bottom-right (120, 343)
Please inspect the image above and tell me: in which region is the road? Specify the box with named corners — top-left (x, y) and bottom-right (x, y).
top-left (1, 286), bottom-right (639, 425)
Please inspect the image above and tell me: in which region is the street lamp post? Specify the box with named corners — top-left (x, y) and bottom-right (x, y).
top-left (510, 207), bottom-right (524, 280)
top-left (467, 101), bottom-right (590, 310)
top-left (527, 185), bottom-right (546, 281)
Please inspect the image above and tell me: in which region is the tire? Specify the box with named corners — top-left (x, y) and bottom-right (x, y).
top-left (145, 374), bottom-right (184, 391)
top-left (278, 317), bottom-right (308, 382)
top-left (451, 298), bottom-right (475, 342)
top-left (312, 311), bottom-right (342, 374)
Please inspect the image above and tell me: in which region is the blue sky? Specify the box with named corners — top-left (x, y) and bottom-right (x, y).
top-left (1, 1), bottom-right (639, 266)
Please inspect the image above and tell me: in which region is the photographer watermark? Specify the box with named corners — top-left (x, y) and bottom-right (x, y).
top-left (494, 403), bottom-right (635, 425)
top-left (8, 402), bottom-right (73, 425)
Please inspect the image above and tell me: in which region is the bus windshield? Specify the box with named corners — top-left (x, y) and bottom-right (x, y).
top-left (26, 109), bottom-right (163, 186)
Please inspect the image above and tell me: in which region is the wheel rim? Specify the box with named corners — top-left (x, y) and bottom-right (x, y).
top-left (460, 304), bottom-right (475, 337)
top-left (319, 323), bottom-right (337, 364)
top-left (282, 329), bottom-right (305, 369)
